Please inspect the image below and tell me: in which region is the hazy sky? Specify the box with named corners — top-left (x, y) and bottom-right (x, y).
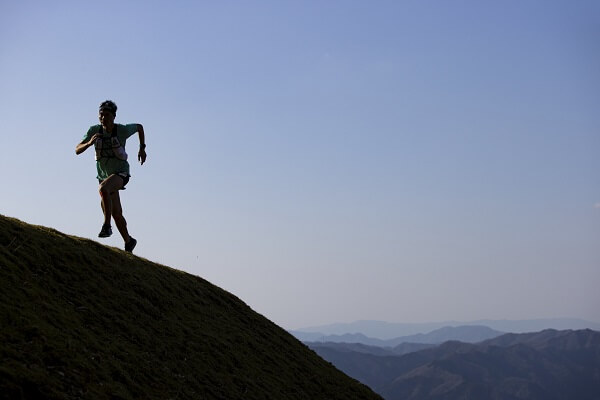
top-left (1, 1), bottom-right (598, 330)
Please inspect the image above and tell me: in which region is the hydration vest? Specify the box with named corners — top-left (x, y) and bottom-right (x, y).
top-left (94, 125), bottom-right (128, 161)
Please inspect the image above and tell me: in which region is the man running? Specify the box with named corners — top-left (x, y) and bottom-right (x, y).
top-left (76, 100), bottom-right (147, 253)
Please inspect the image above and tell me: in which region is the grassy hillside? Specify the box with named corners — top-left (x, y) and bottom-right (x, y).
top-left (0, 215), bottom-right (381, 400)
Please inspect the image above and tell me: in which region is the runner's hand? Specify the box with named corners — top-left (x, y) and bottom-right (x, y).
top-left (138, 148), bottom-right (147, 165)
top-left (88, 133), bottom-right (101, 146)
top-left (88, 133), bottom-right (102, 146)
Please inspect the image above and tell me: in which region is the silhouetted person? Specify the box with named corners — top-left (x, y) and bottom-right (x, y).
top-left (76, 100), bottom-right (146, 253)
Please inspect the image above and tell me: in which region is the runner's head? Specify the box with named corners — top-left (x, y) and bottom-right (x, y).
top-left (99, 100), bottom-right (117, 115)
top-left (99, 100), bottom-right (117, 127)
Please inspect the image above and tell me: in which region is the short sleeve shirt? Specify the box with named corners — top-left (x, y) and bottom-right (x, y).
top-left (82, 124), bottom-right (139, 181)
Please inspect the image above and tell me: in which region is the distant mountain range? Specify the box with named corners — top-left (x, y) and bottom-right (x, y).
top-left (295, 325), bottom-right (504, 347)
top-left (308, 329), bottom-right (600, 400)
top-left (293, 318), bottom-right (600, 340)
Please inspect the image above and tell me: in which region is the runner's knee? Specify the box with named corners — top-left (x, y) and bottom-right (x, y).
top-left (99, 186), bottom-right (110, 198)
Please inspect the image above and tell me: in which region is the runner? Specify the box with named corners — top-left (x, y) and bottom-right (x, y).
top-left (76, 100), bottom-right (146, 253)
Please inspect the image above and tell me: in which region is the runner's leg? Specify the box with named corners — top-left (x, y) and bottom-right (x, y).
top-left (110, 190), bottom-right (132, 243)
top-left (99, 174), bottom-right (125, 227)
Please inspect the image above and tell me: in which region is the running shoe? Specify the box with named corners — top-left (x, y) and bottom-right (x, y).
top-left (125, 237), bottom-right (137, 253)
top-left (98, 224), bottom-right (112, 238)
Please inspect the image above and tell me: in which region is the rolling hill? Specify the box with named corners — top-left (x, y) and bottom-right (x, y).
top-left (0, 215), bottom-right (381, 400)
top-left (310, 329), bottom-right (600, 400)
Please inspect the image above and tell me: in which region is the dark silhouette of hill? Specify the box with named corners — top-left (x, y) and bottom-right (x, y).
top-left (0, 215), bottom-right (381, 400)
top-left (310, 329), bottom-right (600, 400)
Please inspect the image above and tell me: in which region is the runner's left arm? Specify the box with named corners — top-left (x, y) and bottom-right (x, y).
top-left (137, 124), bottom-right (147, 165)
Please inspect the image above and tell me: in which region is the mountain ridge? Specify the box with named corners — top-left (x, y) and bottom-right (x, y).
top-left (294, 325), bottom-right (504, 347)
top-left (294, 318), bottom-right (600, 339)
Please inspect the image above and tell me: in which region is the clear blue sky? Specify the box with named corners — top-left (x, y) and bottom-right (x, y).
top-left (1, 1), bottom-right (599, 330)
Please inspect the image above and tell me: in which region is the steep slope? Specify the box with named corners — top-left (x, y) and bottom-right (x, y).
top-left (0, 215), bottom-right (381, 400)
